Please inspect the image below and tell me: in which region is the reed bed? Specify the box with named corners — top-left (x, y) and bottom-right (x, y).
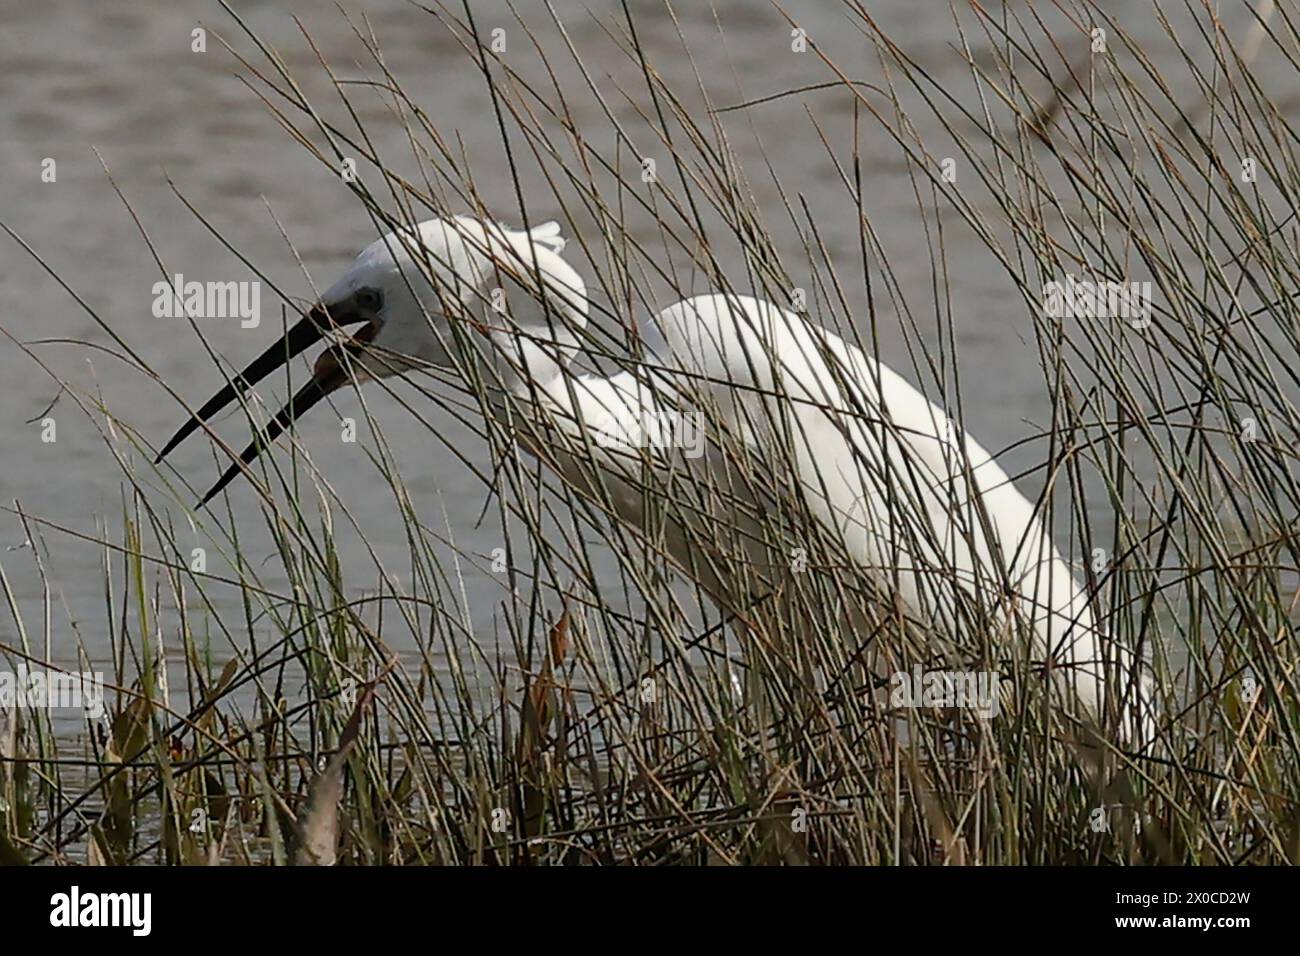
top-left (1, 0), bottom-right (1298, 864)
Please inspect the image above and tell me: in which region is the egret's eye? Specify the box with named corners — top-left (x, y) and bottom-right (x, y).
top-left (355, 288), bottom-right (384, 313)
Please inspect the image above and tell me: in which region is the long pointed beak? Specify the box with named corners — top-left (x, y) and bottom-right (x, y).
top-left (156, 305), bottom-right (365, 463)
top-left (195, 352), bottom-right (352, 507)
top-left (156, 304), bottom-right (374, 507)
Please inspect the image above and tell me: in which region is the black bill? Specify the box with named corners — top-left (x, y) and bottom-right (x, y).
top-left (156, 304), bottom-right (370, 506)
top-left (196, 357), bottom-right (349, 507)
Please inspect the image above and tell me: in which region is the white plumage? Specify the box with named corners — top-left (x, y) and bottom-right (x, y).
top-left (159, 215), bottom-right (1153, 743)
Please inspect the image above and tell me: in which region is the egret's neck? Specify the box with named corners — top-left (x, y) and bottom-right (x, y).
top-left (484, 310), bottom-right (581, 404)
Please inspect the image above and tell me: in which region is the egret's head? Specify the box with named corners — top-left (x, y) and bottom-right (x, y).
top-left (310, 215), bottom-right (588, 383)
top-left (307, 217), bottom-right (481, 384)
top-left (156, 215), bottom-right (588, 505)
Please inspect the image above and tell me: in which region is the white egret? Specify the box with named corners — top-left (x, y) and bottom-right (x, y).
top-left (156, 215), bottom-right (1153, 743)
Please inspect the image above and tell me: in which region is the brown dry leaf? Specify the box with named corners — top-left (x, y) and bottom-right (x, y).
top-left (293, 677), bottom-right (382, 866)
top-left (516, 606), bottom-right (572, 842)
top-left (548, 605), bottom-right (570, 665)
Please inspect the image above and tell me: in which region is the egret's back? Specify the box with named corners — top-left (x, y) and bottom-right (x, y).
top-left (642, 294), bottom-right (1148, 737)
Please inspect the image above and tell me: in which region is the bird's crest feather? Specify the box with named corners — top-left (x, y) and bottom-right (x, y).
top-left (523, 220), bottom-right (566, 253)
